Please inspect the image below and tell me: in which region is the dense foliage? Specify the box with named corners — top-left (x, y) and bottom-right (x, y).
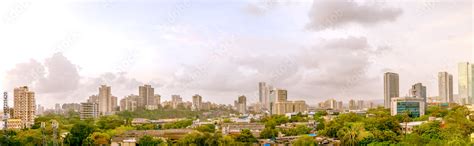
top-left (319, 106), bottom-right (474, 145)
top-left (0, 106), bottom-right (472, 145)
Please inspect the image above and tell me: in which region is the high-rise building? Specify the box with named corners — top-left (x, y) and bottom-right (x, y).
top-left (236, 95), bottom-right (247, 114)
top-left (458, 62), bottom-right (474, 104)
top-left (410, 83), bottom-right (427, 99)
top-left (269, 88), bottom-right (287, 112)
top-left (36, 104), bottom-right (44, 116)
top-left (349, 99), bottom-right (356, 110)
top-left (337, 101), bottom-right (343, 110)
top-left (438, 72), bottom-right (454, 103)
top-left (155, 94), bottom-right (161, 105)
top-left (259, 82), bottom-right (270, 111)
top-left (192, 94), bottom-right (202, 111)
top-left (384, 72), bottom-right (399, 109)
top-left (87, 95), bottom-right (99, 103)
top-left (98, 85), bottom-right (113, 115)
top-left (62, 103), bottom-right (81, 112)
top-left (111, 96), bottom-right (118, 111)
top-left (120, 95), bottom-right (140, 111)
top-left (13, 86), bottom-right (36, 128)
top-left (357, 100), bottom-right (364, 110)
top-left (55, 103), bottom-right (62, 114)
top-left (171, 95), bottom-right (183, 109)
top-left (139, 85), bottom-right (156, 106)
top-left (270, 89), bottom-right (287, 102)
top-left (319, 99), bottom-right (337, 109)
top-left (80, 102), bottom-right (99, 120)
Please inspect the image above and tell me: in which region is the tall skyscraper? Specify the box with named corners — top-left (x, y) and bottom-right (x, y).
top-left (236, 95), bottom-right (247, 114)
top-left (139, 85), bottom-right (155, 106)
top-left (192, 94), bottom-right (202, 111)
top-left (384, 72), bottom-right (399, 109)
top-left (458, 62), bottom-right (474, 104)
top-left (258, 82), bottom-right (270, 111)
top-left (349, 99), bottom-right (356, 110)
top-left (357, 100), bottom-right (364, 110)
top-left (171, 95), bottom-right (183, 109)
top-left (98, 85), bottom-right (113, 115)
top-left (13, 86), bottom-right (36, 128)
top-left (438, 72), bottom-right (454, 103)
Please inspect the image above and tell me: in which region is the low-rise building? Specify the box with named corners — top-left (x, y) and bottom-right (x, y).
top-left (272, 100), bottom-right (307, 115)
top-left (391, 97), bottom-right (425, 117)
top-left (221, 123), bottom-right (265, 137)
top-left (400, 121), bottom-right (426, 134)
top-left (7, 119), bottom-right (22, 130)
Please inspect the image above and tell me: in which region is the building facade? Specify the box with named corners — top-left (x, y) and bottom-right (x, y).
top-left (272, 100), bottom-right (307, 115)
top-left (409, 83), bottom-right (427, 109)
top-left (80, 102), bottom-right (99, 120)
top-left (236, 95), bottom-right (247, 114)
top-left (349, 99), bottom-right (356, 110)
top-left (120, 95), bottom-right (140, 111)
top-left (13, 86), bottom-right (36, 129)
top-left (438, 72), bottom-right (454, 103)
top-left (258, 82), bottom-right (271, 111)
top-left (384, 72), bottom-right (400, 109)
top-left (458, 62), bottom-right (474, 104)
top-left (139, 85), bottom-right (160, 109)
top-left (391, 97), bottom-right (425, 117)
top-left (192, 94), bottom-right (202, 111)
top-left (171, 95), bottom-right (183, 109)
top-left (98, 85), bottom-right (114, 115)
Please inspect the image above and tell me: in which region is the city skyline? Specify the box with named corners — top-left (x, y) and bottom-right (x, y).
top-left (0, 0), bottom-right (472, 108)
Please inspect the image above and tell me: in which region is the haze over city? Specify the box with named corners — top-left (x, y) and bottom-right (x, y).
top-left (0, 0), bottom-right (472, 108)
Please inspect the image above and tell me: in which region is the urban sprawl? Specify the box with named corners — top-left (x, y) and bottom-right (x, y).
top-left (1, 62), bottom-right (474, 145)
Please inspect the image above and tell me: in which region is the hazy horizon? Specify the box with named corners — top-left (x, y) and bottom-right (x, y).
top-left (0, 0), bottom-right (472, 108)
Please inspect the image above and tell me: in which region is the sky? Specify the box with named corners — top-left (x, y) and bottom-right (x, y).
top-left (0, 0), bottom-right (472, 108)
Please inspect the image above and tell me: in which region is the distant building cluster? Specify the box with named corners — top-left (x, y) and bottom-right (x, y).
top-left (2, 62), bottom-right (473, 130)
top-left (383, 62), bottom-right (474, 117)
top-left (257, 83), bottom-right (308, 115)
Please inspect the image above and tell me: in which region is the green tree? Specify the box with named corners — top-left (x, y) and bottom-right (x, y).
top-left (234, 129), bottom-right (257, 143)
top-left (340, 127), bottom-right (359, 146)
top-left (195, 124), bottom-right (216, 133)
top-left (64, 122), bottom-right (96, 146)
top-left (13, 129), bottom-right (43, 145)
top-left (135, 123), bottom-right (158, 130)
top-left (283, 125), bottom-right (312, 136)
top-left (259, 128), bottom-right (278, 139)
top-left (139, 135), bottom-right (166, 146)
top-left (219, 135), bottom-right (235, 145)
top-left (84, 132), bottom-right (111, 145)
top-left (0, 130), bottom-right (20, 145)
top-left (178, 131), bottom-right (207, 146)
top-left (105, 125), bottom-right (136, 137)
top-left (96, 115), bottom-right (125, 130)
top-left (162, 119), bottom-right (193, 129)
top-left (292, 135), bottom-right (317, 146)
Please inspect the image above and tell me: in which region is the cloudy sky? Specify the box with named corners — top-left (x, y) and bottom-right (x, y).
top-left (0, 0), bottom-right (472, 108)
